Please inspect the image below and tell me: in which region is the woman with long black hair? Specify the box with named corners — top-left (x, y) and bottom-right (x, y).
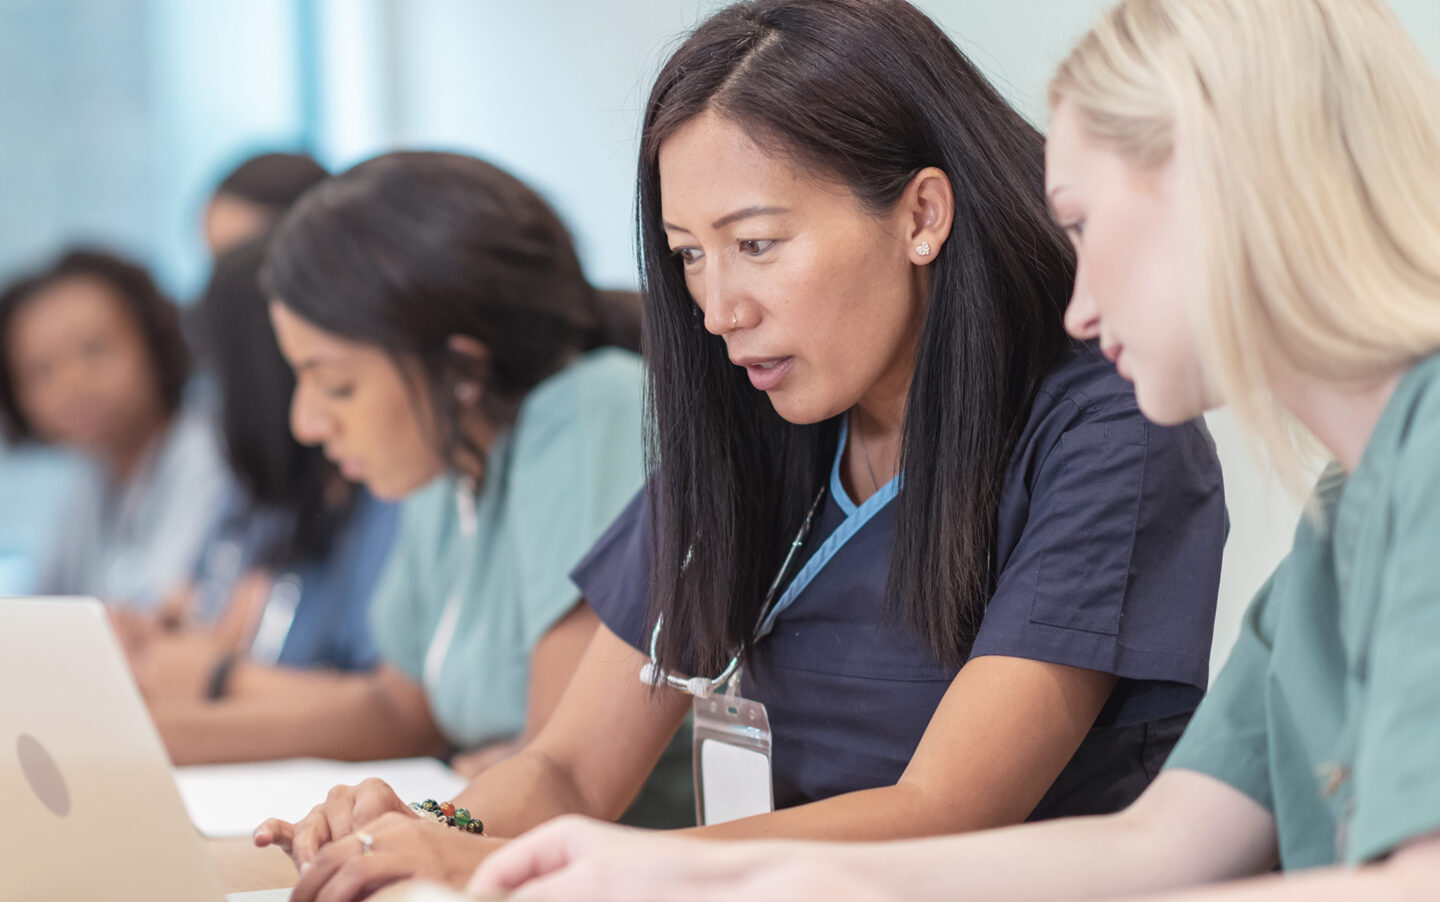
top-left (262, 2), bottom-right (1227, 898)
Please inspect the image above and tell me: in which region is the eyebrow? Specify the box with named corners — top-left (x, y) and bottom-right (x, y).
top-left (663, 205), bottom-right (792, 234)
top-left (293, 357), bottom-right (345, 375)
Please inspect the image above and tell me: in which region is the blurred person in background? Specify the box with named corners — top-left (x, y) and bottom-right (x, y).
top-left (202, 151), bottom-right (329, 257)
top-left (0, 248), bottom-right (231, 608)
top-left (126, 236), bottom-right (399, 711)
top-left (151, 151), bottom-right (690, 827)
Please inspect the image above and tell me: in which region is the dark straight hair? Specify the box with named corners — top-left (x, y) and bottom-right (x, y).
top-left (640, 0), bottom-right (1076, 674)
top-left (193, 236), bottom-right (353, 568)
top-left (263, 151), bottom-right (636, 475)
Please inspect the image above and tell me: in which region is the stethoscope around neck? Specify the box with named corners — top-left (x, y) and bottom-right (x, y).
top-left (639, 486), bottom-right (827, 699)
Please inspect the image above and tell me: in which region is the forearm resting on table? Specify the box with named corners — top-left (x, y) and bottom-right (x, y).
top-left (790, 773), bottom-right (1279, 902)
top-left (693, 657), bottom-right (1119, 843)
top-left (687, 779), bottom-right (1039, 843)
top-left (152, 669), bottom-right (447, 766)
top-left (1119, 831), bottom-right (1440, 902)
top-left (800, 811), bottom-right (1172, 902)
top-left (451, 746), bottom-right (616, 837)
top-left (225, 660), bottom-right (367, 699)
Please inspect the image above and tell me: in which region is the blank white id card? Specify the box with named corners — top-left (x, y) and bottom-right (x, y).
top-left (692, 693), bottom-right (774, 825)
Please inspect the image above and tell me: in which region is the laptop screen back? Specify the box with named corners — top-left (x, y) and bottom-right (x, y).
top-left (0, 598), bottom-right (228, 902)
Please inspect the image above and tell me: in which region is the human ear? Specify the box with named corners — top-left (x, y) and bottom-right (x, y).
top-left (900, 166), bottom-right (954, 265)
top-left (446, 335), bottom-right (490, 402)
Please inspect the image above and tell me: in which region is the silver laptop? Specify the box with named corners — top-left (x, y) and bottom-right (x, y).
top-left (0, 597), bottom-right (289, 902)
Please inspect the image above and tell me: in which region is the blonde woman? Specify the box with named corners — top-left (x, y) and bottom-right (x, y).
top-left (466, 0), bottom-right (1440, 899)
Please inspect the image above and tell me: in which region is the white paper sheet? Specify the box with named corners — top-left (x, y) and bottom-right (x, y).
top-left (176, 757), bottom-right (468, 838)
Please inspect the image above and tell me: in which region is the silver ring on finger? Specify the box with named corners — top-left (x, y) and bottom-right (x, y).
top-left (354, 830), bottom-right (375, 856)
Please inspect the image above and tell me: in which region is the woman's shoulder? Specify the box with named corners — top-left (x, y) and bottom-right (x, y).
top-left (1030, 341), bottom-right (1145, 423)
top-left (1015, 342), bottom-right (1153, 462)
top-left (158, 406), bottom-right (227, 471)
top-left (1391, 353), bottom-right (1440, 461)
top-left (513, 347), bottom-right (646, 444)
top-left (1368, 353), bottom-right (1440, 524)
top-left (1008, 341), bottom-right (1219, 489)
top-left (530, 347), bottom-right (644, 411)
top-left (403, 472), bottom-right (456, 510)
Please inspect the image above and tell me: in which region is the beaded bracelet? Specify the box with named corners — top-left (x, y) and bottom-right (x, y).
top-left (411, 799), bottom-right (486, 835)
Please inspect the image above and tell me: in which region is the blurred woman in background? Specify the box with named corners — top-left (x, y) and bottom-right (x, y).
top-left (0, 248), bottom-right (231, 608)
top-left (129, 236), bottom-right (399, 707)
top-left (202, 151), bottom-right (328, 257)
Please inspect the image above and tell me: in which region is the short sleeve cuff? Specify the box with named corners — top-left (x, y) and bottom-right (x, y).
top-left (519, 584), bottom-right (582, 652)
top-left (1350, 801), bottom-right (1440, 864)
top-left (571, 489), bottom-right (652, 653)
top-left (371, 616), bottom-right (425, 683)
top-left (1163, 739), bottom-right (1275, 815)
top-left (1157, 588), bottom-right (1278, 814)
top-left (969, 622), bottom-right (1210, 690)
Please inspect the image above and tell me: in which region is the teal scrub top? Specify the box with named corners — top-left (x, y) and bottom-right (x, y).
top-left (1167, 353), bottom-right (1440, 868)
top-left (368, 348), bottom-right (645, 748)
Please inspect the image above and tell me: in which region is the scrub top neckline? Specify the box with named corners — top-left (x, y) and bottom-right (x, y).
top-left (830, 415), bottom-right (902, 516)
top-left (754, 415), bottom-right (901, 640)
top-left (421, 435), bottom-right (512, 695)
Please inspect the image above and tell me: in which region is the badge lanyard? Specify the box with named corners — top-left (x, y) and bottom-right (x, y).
top-left (641, 416), bottom-right (899, 692)
top-left (642, 418), bottom-right (900, 824)
top-left (672, 485), bottom-right (824, 826)
top-left (637, 486), bottom-right (826, 699)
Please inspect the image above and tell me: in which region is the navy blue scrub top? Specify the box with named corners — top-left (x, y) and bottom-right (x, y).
top-left (574, 343), bottom-right (1227, 819)
top-left (274, 491), bottom-right (398, 671)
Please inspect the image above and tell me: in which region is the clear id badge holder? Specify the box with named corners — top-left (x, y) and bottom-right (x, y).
top-left (692, 670), bottom-right (774, 826)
